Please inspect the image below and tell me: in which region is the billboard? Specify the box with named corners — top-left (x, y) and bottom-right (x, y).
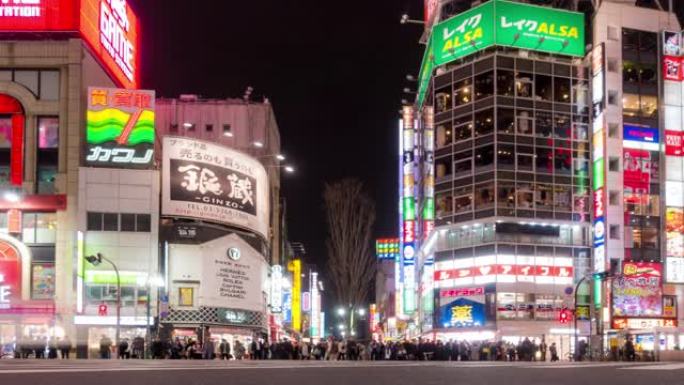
top-left (438, 289), bottom-right (486, 328)
top-left (198, 234), bottom-right (268, 313)
top-left (612, 262), bottom-right (663, 317)
top-left (0, 0), bottom-right (79, 31)
top-left (0, 0), bottom-right (140, 89)
top-left (433, 1), bottom-right (495, 66)
top-left (494, 0), bottom-right (584, 57)
top-left (376, 238), bottom-right (400, 260)
top-left (85, 87), bottom-right (154, 168)
top-left (431, 0), bottom-right (584, 67)
top-left (80, 0), bottom-right (140, 89)
top-left (162, 137), bottom-right (269, 240)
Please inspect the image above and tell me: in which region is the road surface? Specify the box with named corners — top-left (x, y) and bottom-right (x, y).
top-left (0, 359), bottom-right (682, 385)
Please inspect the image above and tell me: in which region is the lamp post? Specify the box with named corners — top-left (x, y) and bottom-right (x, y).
top-left (138, 274), bottom-right (164, 359)
top-left (85, 253), bottom-right (121, 347)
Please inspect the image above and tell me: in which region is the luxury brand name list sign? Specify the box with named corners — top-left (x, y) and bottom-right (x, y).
top-left (214, 258), bottom-right (250, 300)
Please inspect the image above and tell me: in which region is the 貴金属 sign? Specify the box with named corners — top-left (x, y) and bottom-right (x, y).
top-left (86, 87), bottom-right (155, 168)
top-left (162, 136), bottom-right (269, 240)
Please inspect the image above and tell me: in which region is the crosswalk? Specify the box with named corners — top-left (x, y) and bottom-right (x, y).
top-left (0, 359), bottom-right (683, 374)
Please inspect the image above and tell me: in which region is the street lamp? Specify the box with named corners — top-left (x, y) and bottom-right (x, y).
top-left (337, 308), bottom-right (345, 317)
top-left (85, 253), bottom-right (121, 347)
top-left (358, 309), bottom-right (366, 316)
top-left (400, 14), bottom-right (425, 25)
top-left (137, 274), bottom-right (165, 358)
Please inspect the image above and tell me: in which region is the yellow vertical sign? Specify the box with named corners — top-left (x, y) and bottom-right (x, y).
top-left (288, 259), bottom-right (302, 332)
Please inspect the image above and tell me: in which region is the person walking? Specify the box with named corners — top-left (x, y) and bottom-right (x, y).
top-left (58, 337), bottom-right (71, 359)
top-left (99, 335), bottom-right (112, 359)
top-left (118, 339), bottom-right (130, 359)
top-left (219, 339), bottom-right (230, 360)
top-left (550, 342), bottom-right (559, 362)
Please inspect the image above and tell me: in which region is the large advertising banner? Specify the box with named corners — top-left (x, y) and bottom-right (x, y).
top-left (431, 0), bottom-right (584, 68)
top-left (162, 137), bottom-right (269, 240)
top-left (663, 31), bottom-right (684, 283)
top-left (0, 0), bottom-right (79, 31)
top-left (0, 246), bottom-right (21, 310)
top-left (80, 0), bottom-right (140, 89)
top-left (438, 288), bottom-right (486, 328)
top-left (623, 148), bottom-right (651, 196)
top-left (612, 262), bottom-right (663, 317)
top-left (86, 87), bottom-right (155, 169)
top-left (199, 234), bottom-right (267, 313)
top-left (494, 0), bottom-right (584, 57)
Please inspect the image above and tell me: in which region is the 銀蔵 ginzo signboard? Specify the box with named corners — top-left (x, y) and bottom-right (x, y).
top-left (0, 0), bottom-right (139, 89)
top-left (162, 137), bottom-right (270, 240)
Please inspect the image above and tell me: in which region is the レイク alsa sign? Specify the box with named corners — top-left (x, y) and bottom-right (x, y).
top-left (430, 0), bottom-right (584, 66)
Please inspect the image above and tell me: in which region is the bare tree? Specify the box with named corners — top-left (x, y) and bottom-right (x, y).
top-left (324, 178), bottom-right (376, 311)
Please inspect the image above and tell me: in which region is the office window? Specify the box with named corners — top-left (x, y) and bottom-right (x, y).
top-left (37, 117), bottom-right (59, 194)
top-left (609, 190), bottom-right (620, 206)
top-left (608, 90), bottom-right (619, 106)
top-left (87, 212), bottom-right (103, 231)
top-left (205, 124), bottom-right (214, 132)
top-left (14, 70), bottom-right (38, 96)
top-left (103, 213), bottom-right (118, 231)
top-left (39, 71), bottom-right (60, 100)
top-left (609, 157), bottom-right (620, 172)
top-left (608, 122), bottom-right (620, 139)
top-left (170, 123), bottom-right (178, 133)
top-left (222, 124), bottom-right (232, 136)
top-left (610, 225), bottom-right (621, 240)
top-left (136, 214), bottom-right (151, 232)
top-left (120, 213), bottom-right (136, 231)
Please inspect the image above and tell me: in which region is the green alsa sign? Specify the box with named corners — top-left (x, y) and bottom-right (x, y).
top-left (433, 1), bottom-right (495, 66)
top-left (416, 39), bottom-right (434, 108)
top-left (495, 0), bottom-right (585, 57)
top-left (417, 1), bottom-right (584, 108)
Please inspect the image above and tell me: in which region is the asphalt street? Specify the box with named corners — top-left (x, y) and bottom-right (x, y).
top-left (0, 360), bottom-right (683, 385)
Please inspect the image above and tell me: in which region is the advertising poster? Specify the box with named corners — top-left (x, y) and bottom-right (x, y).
top-left (623, 148), bottom-right (651, 198)
top-left (666, 208), bottom-right (684, 258)
top-left (199, 234), bottom-right (267, 313)
top-left (162, 137), bottom-right (270, 239)
top-left (31, 264), bottom-right (55, 300)
top-left (85, 87), bottom-right (155, 169)
top-left (439, 297), bottom-right (486, 328)
top-left (612, 262), bottom-right (663, 317)
top-left (438, 288), bottom-right (486, 328)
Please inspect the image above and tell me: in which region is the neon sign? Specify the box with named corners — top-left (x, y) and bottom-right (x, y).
top-left (80, 0), bottom-right (139, 89)
top-left (86, 87), bottom-right (155, 168)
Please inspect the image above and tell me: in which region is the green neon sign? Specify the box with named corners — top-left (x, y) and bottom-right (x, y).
top-left (403, 197), bottom-right (416, 221)
top-left (495, 0), bottom-right (585, 57)
top-left (418, 0), bottom-right (585, 107)
top-left (85, 270), bottom-right (147, 286)
top-left (432, 1), bottom-right (495, 66)
top-left (593, 158), bottom-right (604, 189)
top-left (423, 197), bottom-right (435, 220)
top-left (416, 39), bottom-right (434, 108)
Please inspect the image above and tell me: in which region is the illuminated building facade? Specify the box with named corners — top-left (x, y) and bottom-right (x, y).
top-left (410, 0), bottom-right (592, 354)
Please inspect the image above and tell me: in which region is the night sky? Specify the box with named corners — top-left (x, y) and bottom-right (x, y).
top-left (136, 0), bottom-right (423, 268)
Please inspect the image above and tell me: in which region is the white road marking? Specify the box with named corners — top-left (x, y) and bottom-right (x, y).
top-left (620, 363), bottom-right (684, 371)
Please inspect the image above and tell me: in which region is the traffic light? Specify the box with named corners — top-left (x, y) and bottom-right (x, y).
top-left (98, 303), bottom-right (108, 316)
top-left (559, 308), bottom-right (570, 324)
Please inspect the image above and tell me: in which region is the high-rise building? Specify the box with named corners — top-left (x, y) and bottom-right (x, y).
top-left (408, 0), bottom-right (591, 357)
top-left (405, 0), bottom-right (684, 357)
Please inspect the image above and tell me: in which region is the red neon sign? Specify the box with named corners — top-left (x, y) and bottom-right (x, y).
top-left (0, 0), bottom-right (139, 89)
top-left (80, 0), bottom-right (139, 89)
top-left (0, 0), bottom-right (79, 31)
top-left (435, 264), bottom-right (574, 280)
top-left (0, 240), bottom-right (21, 309)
